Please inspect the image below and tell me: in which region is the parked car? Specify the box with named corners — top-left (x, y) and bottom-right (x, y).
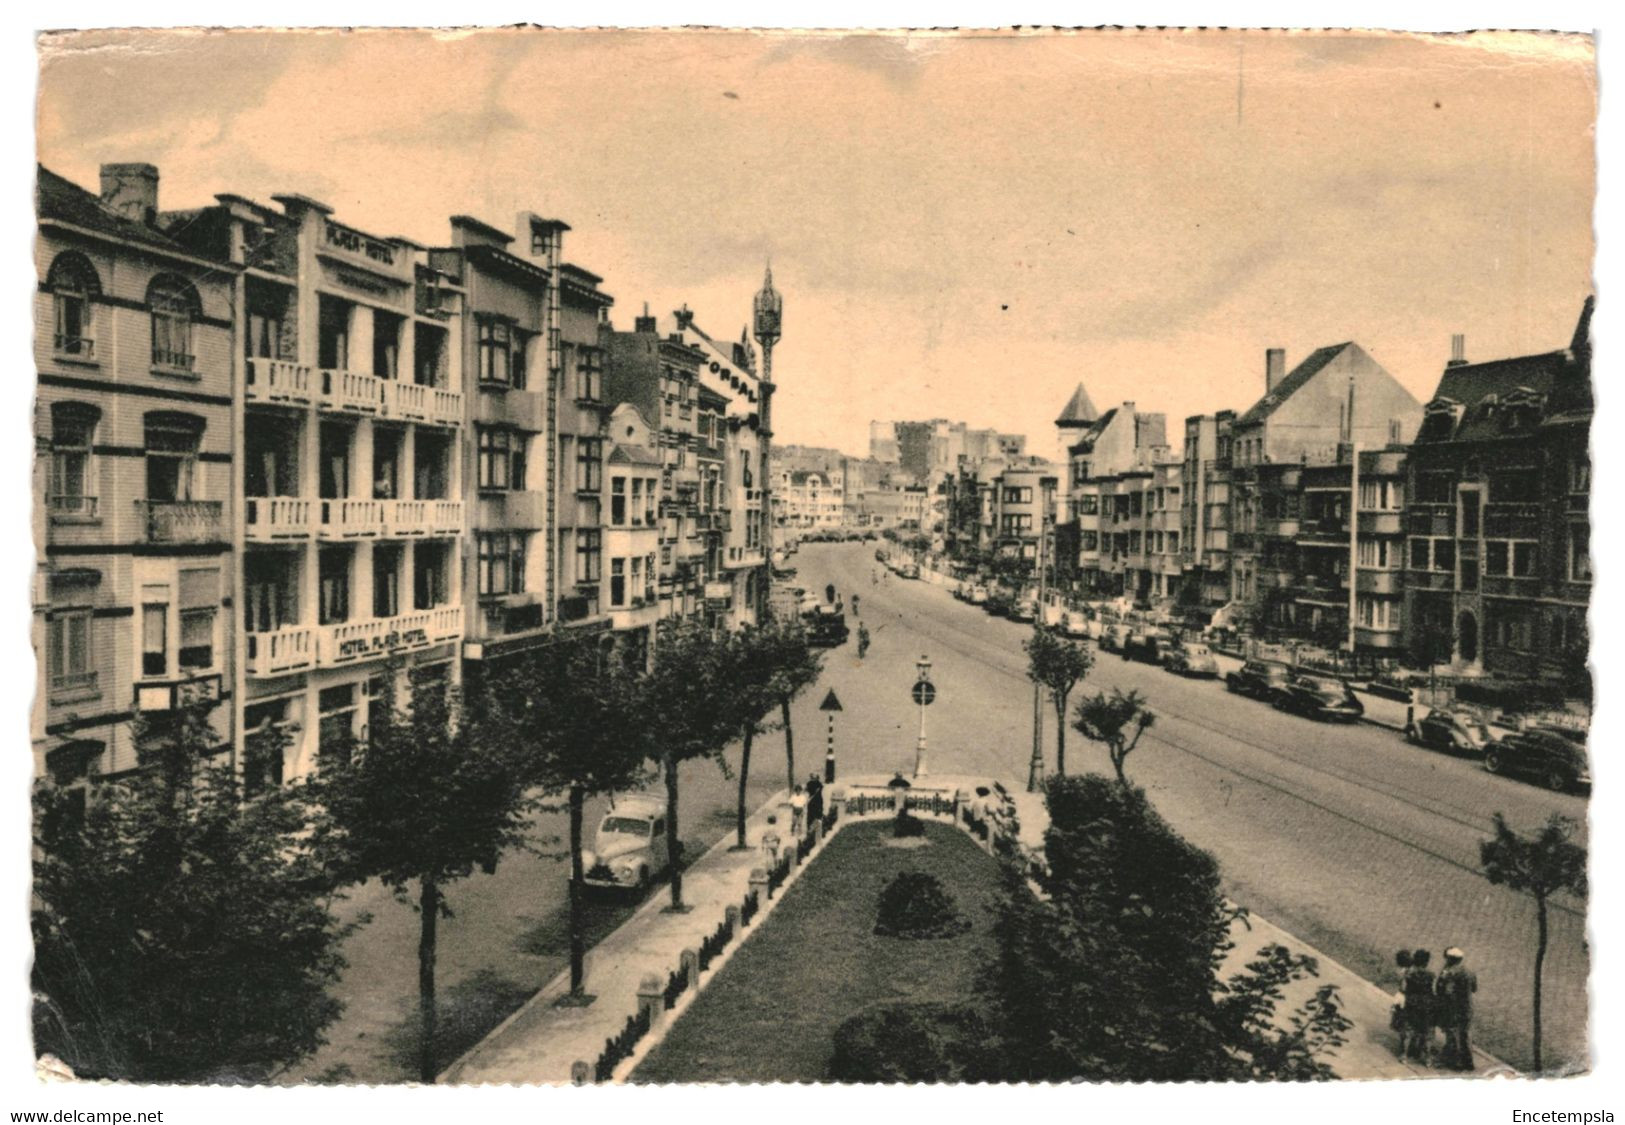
top-left (874, 548), bottom-right (888, 563)
top-left (1010, 598), bottom-right (1038, 623)
top-left (581, 795), bottom-right (671, 890)
top-left (899, 562), bottom-right (920, 579)
top-left (969, 584), bottom-right (990, 605)
top-left (1062, 610), bottom-right (1091, 639)
top-left (1273, 674), bottom-right (1364, 723)
top-left (1040, 602), bottom-right (1065, 629)
top-left (1225, 659), bottom-right (1293, 701)
top-left (1099, 623), bottom-right (1133, 653)
top-left (805, 604), bottom-right (850, 647)
top-left (985, 591), bottom-right (1015, 617)
top-left (1484, 727), bottom-right (1591, 792)
top-left (1122, 632), bottom-right (1170, 665)
top-left (1165, 641), bottom-right (1219, 678)
top-left (1407, 710), bottom-right (1495, 756)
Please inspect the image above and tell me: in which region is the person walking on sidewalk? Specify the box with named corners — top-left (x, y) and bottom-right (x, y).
top-left (789, 784), bottom-right (808, 838)
top-left (1403, 949), bottom-right (1438, 1066)
top-left (806, 773), bottom-right (824, 827)
top-left (1436, 947), bottom-right (1479, 1072)
top-left (852, 592), bottom-right (861, 617)
top-left (1391, 949), bottom-right (1415, 1059)
top-left (857, 623), bottom-right (871, 660)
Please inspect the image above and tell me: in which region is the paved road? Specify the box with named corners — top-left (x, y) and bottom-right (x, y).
top-left (799, 542), bottom-right (1589, 1074)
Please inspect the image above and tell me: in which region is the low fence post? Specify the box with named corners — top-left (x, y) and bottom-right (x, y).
top-left (680, 948), bottom-right (701, 990)
top-left (636, 972), bottom-right (665, 1030)
top-left (749, 867), bottom-right (769, 909)
top-left (571, 1060), bottom-right (591, 1086)
top-left (725, 904), bottom-right (741, 935)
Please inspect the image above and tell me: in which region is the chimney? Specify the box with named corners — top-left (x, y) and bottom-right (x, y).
top-left (673, 304), bottom-right (695, 331)
top-left (100, 162), bottom-right (159, 225)
top-left (1265, 348), bottom-right (1287, 392)
top-left (1448, 334), bottom-right (1467, 367)
top-left (634, 301), bottom-right (657, 334)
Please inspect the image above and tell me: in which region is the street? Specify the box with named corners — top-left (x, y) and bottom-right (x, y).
top-left (794, 542), bottom-right (1589, 1074)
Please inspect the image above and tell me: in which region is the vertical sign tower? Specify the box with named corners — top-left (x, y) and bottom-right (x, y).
top-left (753, 264), bottom-right (782, 618)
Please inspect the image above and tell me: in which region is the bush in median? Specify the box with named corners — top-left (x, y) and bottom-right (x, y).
top-left (874, 871), bottom-right (969, 939)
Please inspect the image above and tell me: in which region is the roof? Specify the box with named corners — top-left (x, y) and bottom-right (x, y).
top-left (450, 214), bottom-right (514, 244)
top-left (1236, 343), bottom-right (1353, 427)
top-left (37, 164), bottom-right (199, 259)
top-left (1417, 350), bottom-right (1572, 444)
top-left (1055, 382), bottom-right (1100, 426)
top-left (1069, 406), bottom-right (1119, 455)
top-left (607, 443), bottom-right (662, 467)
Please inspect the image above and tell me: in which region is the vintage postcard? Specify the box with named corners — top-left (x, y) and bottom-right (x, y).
top-left (27, 25), bottom-right (1595, 1094)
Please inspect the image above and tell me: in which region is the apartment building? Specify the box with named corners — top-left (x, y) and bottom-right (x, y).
top-left (1178, 411), bottom-right (1235, 610)
top-left (34, 163), bottom-right (238, 799)
top-left (1061, 401), bottom-right (1168, 601)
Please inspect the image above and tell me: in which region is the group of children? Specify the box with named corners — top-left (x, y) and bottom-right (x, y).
top-left (1392, 947), bottom-right (1480, 1072)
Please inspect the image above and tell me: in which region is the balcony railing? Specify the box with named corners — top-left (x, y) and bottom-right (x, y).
top-left (317, 606), bottom-right (463, 667)
top-left (152, 348), bottom-right (196, 372)
top-left (47, 494), bottom-right (98, 519)
top-left (54, 334), bottom-right (95, 360)
top-left (246, 626), bottom-right (315, 676)
top-left (137, 500), bottom-right (224, 544)
top-left (428, 388), bottom-right (463, 427)
top-left (245, 358), bottom-right (313, 404)
top-left (318, 498), bottom-right (386, 538)
top-left (320, 369), bottom-right (384, 415)
top-left (50, 670), bottom-right (99, 697)
top-left (384, 499), bottom-right (464, 537)
top-left (384, 380), bottom-right (430, 421)
top-left (245, 496), bottom-right (314, 540)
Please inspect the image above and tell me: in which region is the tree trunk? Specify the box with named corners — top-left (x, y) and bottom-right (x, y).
top-left (568, 785), bottom-right (586, 996)
top-left (782, 697), bottom-right (796, 790)
top-left (736, 726), bottom-right (754, 848)
top-left (1534, 892), bottom-right (1548, 1073)
top-left (664, 750), bottom-right (682, 910)
top-left (418, 877), bottom-right (440, 1084)
top-left (1111, 746), bottom-right (1127, 786)
top-left (1053, 696), bottom-right (1067, 777)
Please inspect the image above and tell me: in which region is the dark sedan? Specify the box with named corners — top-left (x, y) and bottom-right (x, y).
top-left (1273, 674), bottom-right (1364, 723)
top-left (1407, 710), bottom-right (1495, 757)
top-left (1122, 633), bottom-right (1170, 666)
top-left (1225, 659), bottom-right (1292, 701)
top-left (1484, 727), bottom-right (1591, 793)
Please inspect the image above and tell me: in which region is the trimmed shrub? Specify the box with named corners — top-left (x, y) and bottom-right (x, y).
top-left (874, 871), bottom-right (969, 939)
top-left (893, 810), bottom-right (926, 838)
top-left (828, 1001), bottom-right (999, 1082)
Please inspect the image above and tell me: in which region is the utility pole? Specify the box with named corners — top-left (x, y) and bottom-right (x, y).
top-left (1346, 375), bottom-right (1360, 664)
top-left (1028, 477), bottom-right (1053, 792)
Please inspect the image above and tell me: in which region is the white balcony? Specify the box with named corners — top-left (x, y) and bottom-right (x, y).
top-left (245, 358), bottom-right (314, 405)
top-left (246, 626), bottom-right (316, 676)
top-left (319, 369), bottom-right (384, 415)
top-left (317, 606), bottom-right (464, 667)
top-left (428, 388), bottom-right (463, 427)
top-left (318, 497), bottom-right (386, 539)
top-left (384, 499), bottom-right (464, 538)
top-left (383, 380), bottom-right (430, 421)
top-left (245, 496), bottom-right (314, 540)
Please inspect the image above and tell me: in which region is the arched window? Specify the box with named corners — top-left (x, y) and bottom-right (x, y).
top-left (147, 274), bottom-right (201, 372)
top-left (46, 252), bottom-right (101, 359)
top-left (48, 402), bottom-right (101, 517)
top-left (143, 410), bottom-right (205, 502)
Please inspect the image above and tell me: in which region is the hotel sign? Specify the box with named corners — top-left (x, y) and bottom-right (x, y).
top-left (336, 626), bottom-right (429, 661)
top-left (325, 221), bottom-right (397, 266)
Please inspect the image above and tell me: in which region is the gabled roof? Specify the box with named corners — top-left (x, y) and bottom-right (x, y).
top-left (607, 443), bottom-right (661, 467)
top-left (1416, 351), bottom-right (1569, 444)
top-left (37, 164), bottom-right (198, 259)
top-left (1069, 406), bottom-right (1119, 455)
top-left (1055, 382), bottom-right (1099, 426)
top-left (1236, 343), bottom-right (1353, 427)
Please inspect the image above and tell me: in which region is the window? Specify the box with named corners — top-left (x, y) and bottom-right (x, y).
top-left (246, 294), bottom-right (286, 361)
top-left (1570, 454), bottom-right (1591, 494)
top-left (147, 275), bottom-right (199, 371)
top-left (1360, 479), bottom-right (1401, 510)
top-left (413, 543), bottom-right (449, 610)
top-left (243, 699), bottom-right (292, 796)
top-left (511, 329), bottom-right (531, 390)
top-left (1434, 539), bottom-right (1455, 573)
top-left (1485, 541), bottom-right (1508, 576)
top-left (415, 322), bottom-right (445, 387)
top-left (1077, 495), bottom-right (1098, 516)
top-left (178, 568), bottom-right (218, 670)
top-left (372, 311), bottom-right (402, 379)
top-left (478, 427), bottom-right (525, 491)
top-left (630, 479), bottom-right (645, 526)
top-left (1002, 486), bottom-right (1032, 504)
top-left (644, 478), bottom-right (657, 526)
top-left (1415, 472), bottom-right (1454, 505)
top-left (576, 438), bottom-right (603, 493)
top-left (318, 296), bottom-right (350, 371)
top-left (1409, 539), bottom-right (1430, 571)
top-left (373, 545), bottom-right (402, 618)
top-left (611, 558), bottom-right (626, 607)
top-left (244, 552), bottom-right (297, 633)
top-left (478, 532), bottom-right (527, 597)
top-left (142, 603), bottom-right (167, 677)
top-left (611, 477), bottom-right (627, 525)
top-left (319, 548), bottom-right (350, 625)
top-left (1569, 523), bottom-right (1591, 583)
top-left (478, 318), bottom-right (513, 386)
top-left (318, 685), bottom-right (356, 769)
top-left (1513, 542), bottom-right (1538, 578)
top-left (645, 553), bottom-right (656, 601)
top-left (47, 252), bottom-right (100, 358)
top-left (629, 557), bottom-right (644, 604)
top-left (144, 413), bottom-right (202, 502)
top-left (576, 529), bottom-right (602, 584)
top-left (1491, 469), bottom-right (1540, 504)
top-left (49, 608), bottom-right (94, 692)
top-left (49, 403), bottom-right (99, 516)
top-left (1080, 530), bottom-right (1099, 551)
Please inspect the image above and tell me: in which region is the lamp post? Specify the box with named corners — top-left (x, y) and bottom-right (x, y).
top-left (913, 654), bottom-right (933, 778)
top-left (753, 265), bottom-right (781, 620)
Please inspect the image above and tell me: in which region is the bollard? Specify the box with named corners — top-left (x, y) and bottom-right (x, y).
top-left (749, 866), bottom-right (769, 906)
top-left (725, 904), bottom-right (741, 936)
top-left (636, 972), bottom-right (665, 1029)
top-left (812, 818), bottom-right (824, 844)
top-left (680, 948), bottom-right (701, 989)
top-left (571, 1060), bottom-right (591, 1086)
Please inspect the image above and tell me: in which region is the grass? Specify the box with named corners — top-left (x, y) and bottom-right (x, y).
top-left (631, 819), bottom-right (1002, 1083)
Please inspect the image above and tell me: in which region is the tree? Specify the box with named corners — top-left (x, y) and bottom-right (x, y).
top-left (769, 618), bottom-right (824, 791)
top-left (317, 669), bottom-right (532, 1082)
top-left (1024, 625), bottom-right (1094, 776)
top-left (723, 624), bottom-right (783, 849)
top-left (640, 619), bottom-right (739, 911)
top-left (1480, 812), bottom-right (1588, 1073)
top-left (1073, 689), bottom-right (1156, 785)
top-left (32, 702), bottom-right (352, 1082)
top-left (498, 632), bottom-right (650, 999)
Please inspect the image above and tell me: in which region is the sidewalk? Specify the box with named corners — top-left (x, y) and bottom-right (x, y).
top-left (442, 790), bottom-right (798, 1085)
top-left (444, 777), bottom-right (1506, 1084)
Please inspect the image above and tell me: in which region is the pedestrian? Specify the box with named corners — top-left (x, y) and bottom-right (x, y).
top-left (852, 593), bottom-right (861, 617)
top-left (1436, 947), bottom-right (1479, 1072)
top-left (760, 815), bottom-right (782, 864)
top-left (857, 623), bottom-right (871, 659)
top-left (806, 773), bottom-right (824, 826)
top-left (789, 783), bottom-right (808, 837)
top-left (1391, 949), bottom-right (1414, 1058)
top-left (1403, 949), bottom-right (1437, 1066)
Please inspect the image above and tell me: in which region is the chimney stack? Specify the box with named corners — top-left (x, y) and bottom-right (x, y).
top-left (673, 304), bottom-right (695, 331)
top-left (1448, 334), bottom-right (1467, 367)
top-left (634, 301), bottom-right (657, 334)
top-left (100, 163), bottom-right (159, 225)
top-left (1265, 348), bottom-right (1287, 392)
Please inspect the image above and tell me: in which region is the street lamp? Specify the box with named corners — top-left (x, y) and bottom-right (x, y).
top-left (914, 654), bottom-right (932, 778)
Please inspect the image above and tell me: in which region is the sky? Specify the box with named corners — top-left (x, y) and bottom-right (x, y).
top-left (36, 28), bottom-right (1596, 462)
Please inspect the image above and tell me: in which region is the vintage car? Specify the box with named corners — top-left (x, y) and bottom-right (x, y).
top-left (1099, 623), bottom-right (1134, 654)
top-left (1122, 631), bottom-right (1171, 665)
top-left (1062, 610), bottom-right (1092, 638)
top-left (1407, 710), bottom-right (1495, 756)
top-left (1272, 674), bottom-right (1365, 723)
top-left (1010, 598), bottom-right (1038, 623)
top-left (1484, 727), bottom-right (1591, 793)
top-left (968, 584), bottom-right (990, 605)
top-left (581, 795), bottom-right (672, 890)
top-left (804, 604), bottom-right (850, 647)
top-left (1225, 659), bottom-right (1293, 701)
top-left (1164, 641), bottom-right (1220, 678)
